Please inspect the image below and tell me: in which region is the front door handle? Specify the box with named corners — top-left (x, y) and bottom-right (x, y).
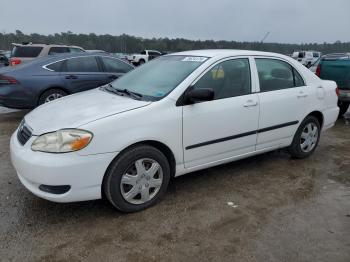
top-left (65, 75), bottom-right (78, 80)
top-left (243, 100), bottom-right (258, 107)
top-left (297, 92), bottom-right (308, 98)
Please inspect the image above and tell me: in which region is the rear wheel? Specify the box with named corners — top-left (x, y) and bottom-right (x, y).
top-left (103, 145), bottom-right (170, 212)
top-left (38, 89), bottom-right (67, 105)
top-left (338, 101), bottom-right (349, 118)
top-left (289, 116), bottom-right (321, 159)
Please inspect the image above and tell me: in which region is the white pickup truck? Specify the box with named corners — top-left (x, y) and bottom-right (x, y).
top-left (127, 50), bottom-right (163, 65)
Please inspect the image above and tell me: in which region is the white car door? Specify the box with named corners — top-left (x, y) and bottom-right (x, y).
top-left (253, 57), bottom-right (311, 150)
top-left (182, 58), bottom-right (260, 168)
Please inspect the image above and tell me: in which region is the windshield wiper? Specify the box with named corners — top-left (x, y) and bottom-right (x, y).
top-left (103, 84), bottom-right (143, 100)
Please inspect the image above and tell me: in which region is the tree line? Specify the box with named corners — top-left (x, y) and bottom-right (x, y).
top-left (1, 30), bottom-right (349, 55)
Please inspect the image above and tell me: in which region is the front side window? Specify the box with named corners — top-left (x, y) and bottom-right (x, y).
top-left (101, 57), bottom-right (133, 73)
top-left (65, 56), bottom-right (99, 72)
top-left (255, 58), bottom-right (304, 92)
top-left (109, 55), bottom-right (207, 101)
top-left (193, 58), bottom-right (251, 100)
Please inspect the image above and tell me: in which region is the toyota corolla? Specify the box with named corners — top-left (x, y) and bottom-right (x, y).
top-left (10, 50), bottom-right (339, 212)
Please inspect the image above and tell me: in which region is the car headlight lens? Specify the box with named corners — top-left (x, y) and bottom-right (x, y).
top-left (31, 129), bottom-right (93, 153)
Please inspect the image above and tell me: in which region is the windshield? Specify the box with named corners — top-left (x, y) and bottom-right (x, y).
top-left (109, 55), bottom-right (207, 101)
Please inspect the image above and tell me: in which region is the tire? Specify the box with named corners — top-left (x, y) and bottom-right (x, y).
top-left (338, 101), bottom-right (349, 118)
top-left (38, 89), bottom-right (67, 105)
top-left (288, 116), bottom-right (321, 159)
top-left (103, 145), bottom-right (170, 213)
top-left (138, 59), bottom-right (145, 65)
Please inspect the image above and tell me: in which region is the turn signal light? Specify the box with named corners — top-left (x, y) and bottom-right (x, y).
top-left (335, 87), bottom-right (340, 97)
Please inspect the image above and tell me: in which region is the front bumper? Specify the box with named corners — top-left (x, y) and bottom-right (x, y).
top-left (10, 130), bottom-right (118, 203)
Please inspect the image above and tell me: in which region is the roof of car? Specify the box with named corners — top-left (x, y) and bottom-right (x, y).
top-left (12, 43), bottom-right (84, 49)
top-left (168, 49), bottom-right (287, 59)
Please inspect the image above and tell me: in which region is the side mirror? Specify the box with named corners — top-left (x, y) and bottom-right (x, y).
top-left (185, 88), bottom-right (214, 104)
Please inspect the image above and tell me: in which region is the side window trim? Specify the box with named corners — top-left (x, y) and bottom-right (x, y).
top-left (253, 56), bottom-right (306, 93)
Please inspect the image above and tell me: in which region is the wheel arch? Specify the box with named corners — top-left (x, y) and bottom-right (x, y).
top-left (101, 140), bottom-right (177, 200)
top-left (307, 111), bottom-right (324, 129)
top-left (37, 86), bottom-right (70, 105)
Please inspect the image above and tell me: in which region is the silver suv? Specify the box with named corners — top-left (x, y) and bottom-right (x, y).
top-left (10, 43), bottom-right (85, 66)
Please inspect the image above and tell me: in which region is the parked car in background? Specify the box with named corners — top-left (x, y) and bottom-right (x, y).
top-left (127, 50), bottom-right (163, 65)
top-left (292, 51), bottom-right (321, 67)
top-left (316, 53), bottom-right (350, 117)
top-left (85, 50), bottom-right (108, 53)
top-left (308, 57), bottom-right (321, 74)
top-left (10, 50), bottom-right (339, 212)
top-left (10, 43), bottom-right (85, 66)
top-left (0, 50), bottom-right (11, 67)
top-left (0, 53), bottom-right (134, 109)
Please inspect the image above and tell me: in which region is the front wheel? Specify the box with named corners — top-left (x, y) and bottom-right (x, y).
top-left (289, 116), bottom-right (321, 159)
top-left (103, 145), bottom-right (170, 212)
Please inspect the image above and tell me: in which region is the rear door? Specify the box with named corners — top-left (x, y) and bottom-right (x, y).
top-left (60, 56), bottom-right (107, 93)
top-left (253, 57), bottom-right (311, 150)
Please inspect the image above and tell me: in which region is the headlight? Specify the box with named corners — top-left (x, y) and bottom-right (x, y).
top-left (31, 129), bottom-right (93, 153)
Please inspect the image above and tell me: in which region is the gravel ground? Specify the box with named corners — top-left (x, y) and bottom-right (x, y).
top-left (0, 109), bottom-right (349, 262)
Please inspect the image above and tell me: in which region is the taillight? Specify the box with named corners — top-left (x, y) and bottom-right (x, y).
top-left (316, 64), bottom-right (321, 77)
top-left (0, 75), bottom-right (19, 84)
top-left (10, 58), bottom-right (21, 66)
top-left (335, 87), bottom-right (340, 97)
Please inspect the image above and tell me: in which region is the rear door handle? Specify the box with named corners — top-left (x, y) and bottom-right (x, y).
top-left (243, 100), bottom-right (258, 107)
top-left (65, 75), bottom-right (78, 80)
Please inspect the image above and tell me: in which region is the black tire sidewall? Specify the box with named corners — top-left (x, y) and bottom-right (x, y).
top-left (338, 101), bottom-right (349, 117)
top-left (289, 116), bottom-right (321, 159)
top-left (38, 89), bottom-right (67, 105)
top-left (104, 145), bottom-right (170, 213)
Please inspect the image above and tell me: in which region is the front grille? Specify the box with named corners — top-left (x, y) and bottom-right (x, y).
top-left (17, 121), bottom-right (32, 145)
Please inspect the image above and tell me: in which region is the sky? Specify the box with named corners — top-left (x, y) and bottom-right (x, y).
top-left (1, 0), bottom-right (350, 44)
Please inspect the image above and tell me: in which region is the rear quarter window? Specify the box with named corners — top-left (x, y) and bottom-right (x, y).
top-left (12, 46), bottom-right (43, 57)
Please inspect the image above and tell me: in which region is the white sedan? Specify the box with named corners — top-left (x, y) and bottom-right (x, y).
top-left (10, 50), bottom-right (339, 212)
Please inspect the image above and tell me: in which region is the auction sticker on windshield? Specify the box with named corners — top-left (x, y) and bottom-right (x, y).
top-left (182, 57), bottom-right (208, 62)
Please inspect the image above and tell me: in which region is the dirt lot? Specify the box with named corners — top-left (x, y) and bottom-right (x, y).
top-left (0, 108), bottom-right (349, 262)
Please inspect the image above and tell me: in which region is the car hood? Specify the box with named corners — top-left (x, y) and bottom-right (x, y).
top-left (25, 88), bottom-right (151, 135)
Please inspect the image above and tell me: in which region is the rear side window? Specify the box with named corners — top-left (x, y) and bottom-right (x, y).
top-left (48, 47), bottom-right (69, 55)
top-left (65, 57), bottom-right (99, 72)
top-left (255, 59), bottom-right (304, 92)
top-left (101, 57), bottom-right (133, 73)
top-left (12, 46), bottom-right (43, 57)
top-left (69, 48), bottom-right (84, 53)
top-left (193, 58), bottom-right (251, 100)
top-left (45, 60), bottom-right (65, 71)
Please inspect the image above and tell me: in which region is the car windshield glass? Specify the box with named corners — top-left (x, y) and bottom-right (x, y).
top-left (109, 55), bottom-right (207, 101)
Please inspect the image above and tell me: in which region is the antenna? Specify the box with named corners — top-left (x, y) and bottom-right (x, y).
top-left (261, 32), bottom-right (270, 43)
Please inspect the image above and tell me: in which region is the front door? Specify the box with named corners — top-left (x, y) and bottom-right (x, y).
top-left (182, 58), bottom-right (260, 168)
top-left (60, 56), bottom-right (107, 93)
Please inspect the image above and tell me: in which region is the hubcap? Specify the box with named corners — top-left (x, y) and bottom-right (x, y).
top-left (300, 123), bottom-right (319, 153)
top-left (45, 93), bottom-right (63, 103)
top-left (120, 158), bottom-right (163, 205)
